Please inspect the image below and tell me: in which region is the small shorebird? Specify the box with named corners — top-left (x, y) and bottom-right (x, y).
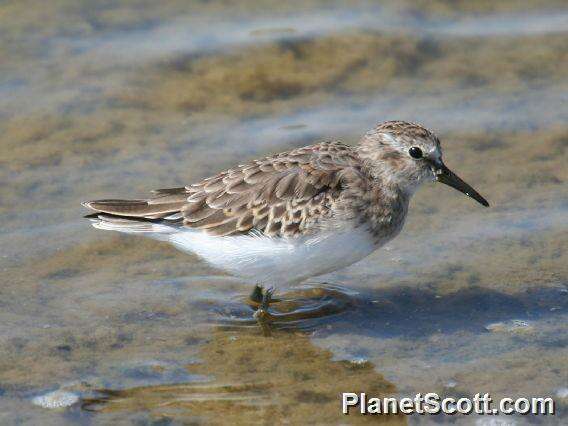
top-left (83, 121), bottom-right (488, 327)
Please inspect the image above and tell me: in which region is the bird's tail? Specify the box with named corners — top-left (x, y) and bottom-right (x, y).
top-left (82, 190), bottom-right (188, 239)
top-left (84, 213), bottom-right (179, 241)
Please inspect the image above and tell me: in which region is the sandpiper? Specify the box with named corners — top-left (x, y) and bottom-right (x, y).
top-left (83, 121), bottom-right (488, 328)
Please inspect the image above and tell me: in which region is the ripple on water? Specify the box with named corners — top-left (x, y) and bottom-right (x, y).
top-left (1, 1), bottom-right (568, 424)
top-left (214, 283), bottom-right (359, 333)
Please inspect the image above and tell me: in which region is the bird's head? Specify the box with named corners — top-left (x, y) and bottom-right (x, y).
top-left (358, 120), bottom-right (489, 207)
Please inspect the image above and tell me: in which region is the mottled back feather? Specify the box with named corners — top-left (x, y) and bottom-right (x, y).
top-left (84, 142), bottom-right (362, 238)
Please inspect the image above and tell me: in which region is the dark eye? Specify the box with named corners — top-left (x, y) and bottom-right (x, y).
top-left (409, 146), bottom-right (423, 159)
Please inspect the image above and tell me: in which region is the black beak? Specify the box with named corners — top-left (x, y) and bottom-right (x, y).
top-left (433, 161), bottom-right (489, 207)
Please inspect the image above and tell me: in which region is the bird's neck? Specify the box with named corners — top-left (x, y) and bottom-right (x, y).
top-left (361, 178), bottom-right (411, 246)
top-left (340, 162), bottom-right (411, 245)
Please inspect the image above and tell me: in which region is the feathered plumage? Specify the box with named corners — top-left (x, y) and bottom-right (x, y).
top-left (83, 121), bottom-right (488, 285)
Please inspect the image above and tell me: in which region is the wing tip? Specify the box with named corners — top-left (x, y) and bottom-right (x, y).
top-left (80, 199), bottom-right (150, 215)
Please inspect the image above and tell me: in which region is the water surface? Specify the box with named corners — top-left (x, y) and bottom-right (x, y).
top-left (1, 0), bottom-right (567, 424)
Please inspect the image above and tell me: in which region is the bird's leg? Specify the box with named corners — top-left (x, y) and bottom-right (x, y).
top-left (253, 287), bottom-right (276, 336)
top-left (248, 284), bottom-right (265, 306)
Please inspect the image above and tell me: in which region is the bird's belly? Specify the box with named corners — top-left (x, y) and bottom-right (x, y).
top-left (168, 225), bottom-right (378, 285)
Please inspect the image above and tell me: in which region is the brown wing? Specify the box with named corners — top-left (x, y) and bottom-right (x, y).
top-left (83, 142), bottom-right (360, 238)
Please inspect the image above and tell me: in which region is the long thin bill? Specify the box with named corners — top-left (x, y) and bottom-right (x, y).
top-left (435, 164), bottom-right (489, 207)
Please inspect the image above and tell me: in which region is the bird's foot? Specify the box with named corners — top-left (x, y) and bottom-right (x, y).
top-left (252, 286), bottom-right (276, 336)
top-left (248, 284), bottom-right (281, 307)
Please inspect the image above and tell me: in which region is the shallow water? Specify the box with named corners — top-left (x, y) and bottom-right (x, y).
top-left (1, 0), bottom-right (567, 424)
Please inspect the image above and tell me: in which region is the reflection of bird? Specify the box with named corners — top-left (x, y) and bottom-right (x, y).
top-left (83, 121), bottom-right (488, 327)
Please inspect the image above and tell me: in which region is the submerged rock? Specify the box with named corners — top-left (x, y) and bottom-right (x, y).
top-left (31, 390), bottom-right (79, 409)
top-left (484, 319), bottom-right (534, 334)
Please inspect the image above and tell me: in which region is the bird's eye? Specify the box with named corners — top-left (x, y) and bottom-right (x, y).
top-left (409, 146), bottom-right (423, 159)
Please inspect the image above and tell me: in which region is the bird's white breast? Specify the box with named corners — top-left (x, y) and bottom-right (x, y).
top-left (168, 224), bottom-right (378, 286)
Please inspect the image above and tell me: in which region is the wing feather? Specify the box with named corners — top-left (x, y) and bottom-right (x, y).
top-left (83, 142), bottom-right (361, 238)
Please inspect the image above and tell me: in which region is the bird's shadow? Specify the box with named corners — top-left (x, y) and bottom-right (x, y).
top-left (219, 282), bottom-right (567, 339)
top-left (333, 284), bottom-right (566, 339)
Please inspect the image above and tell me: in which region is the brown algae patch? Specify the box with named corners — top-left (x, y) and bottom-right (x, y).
top-left (82, 329), bottom-right (405, 425)
top-left (118, 32), bottom-right (568, 117)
